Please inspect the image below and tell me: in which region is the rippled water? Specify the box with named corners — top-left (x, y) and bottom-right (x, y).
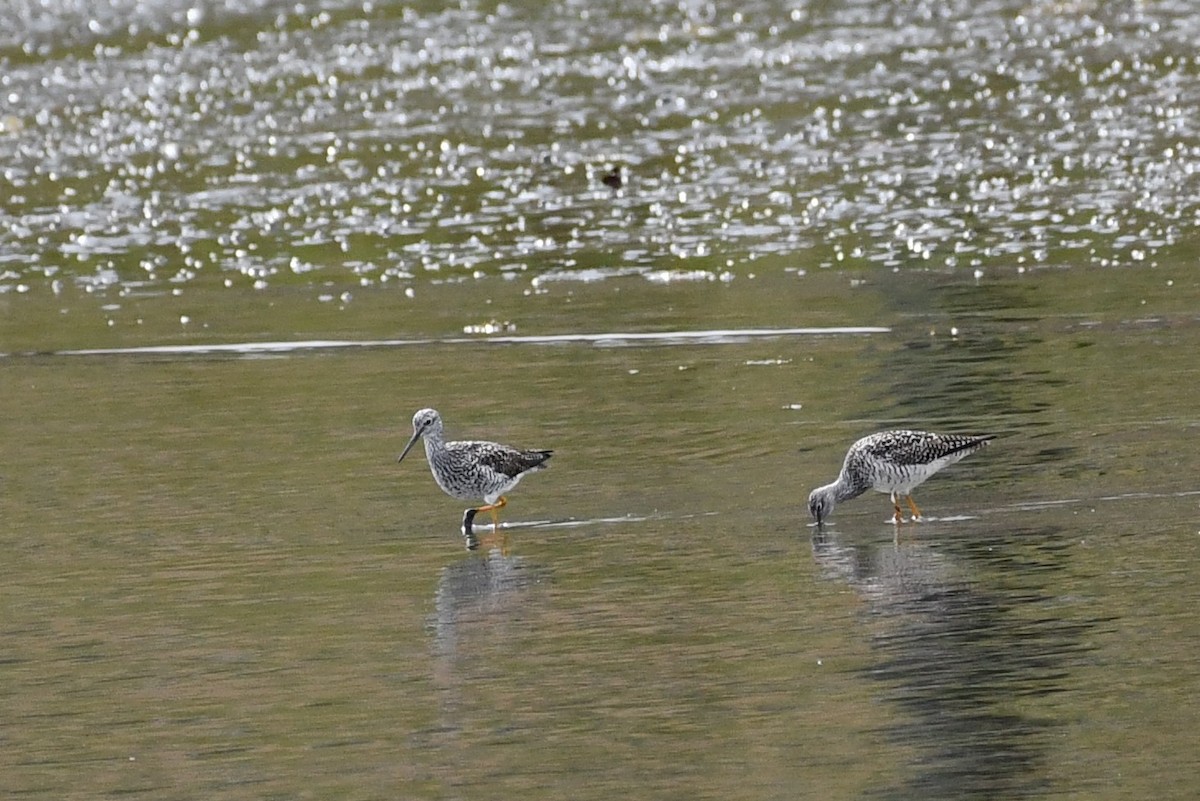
top-left (3, 1), bottom-right (1200, 799)
top-left (3, 0), bottom-right (1198, 313)
top-left (5, 270), bottom-right (1200, 798)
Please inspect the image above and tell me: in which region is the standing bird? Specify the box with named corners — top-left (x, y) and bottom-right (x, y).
top-left (808, 430), bottom-right (993, 525)
top-left (397, 408), bottom-right (553, 539)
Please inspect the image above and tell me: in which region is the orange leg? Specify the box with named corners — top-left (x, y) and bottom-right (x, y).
top-left (473, 495), bottom-right (508, 535)
top-left (890, 493), bottom-right (903, 524)
top-left (905, 495), bottom-right (922, 520)
top-left (462, 499), bottom-right (511, 552)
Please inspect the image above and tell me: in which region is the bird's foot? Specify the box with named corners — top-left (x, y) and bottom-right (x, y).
top-left (461, 508), bottom-right (478, 546)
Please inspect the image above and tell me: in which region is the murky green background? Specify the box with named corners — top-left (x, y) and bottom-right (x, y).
top-left (3, 0), bottom-right (1199, 798)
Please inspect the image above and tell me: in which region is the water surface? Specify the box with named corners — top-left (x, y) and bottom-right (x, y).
top-left (3, 1), bottom-right (1200, 799)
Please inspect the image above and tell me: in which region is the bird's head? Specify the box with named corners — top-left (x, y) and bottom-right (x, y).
top-left (398, 408), bottom-right (442, 463)
top-left (808, 486), bottom-right (835, 525)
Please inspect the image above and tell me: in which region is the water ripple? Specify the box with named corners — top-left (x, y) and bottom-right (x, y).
top-left (2, 0), bottom-right (1196, 302)
top-left (50, 325), bottom-right (891, 357)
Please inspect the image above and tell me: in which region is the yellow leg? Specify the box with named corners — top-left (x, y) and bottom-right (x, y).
top-left (905, 495), bottom-right (922, 520)
top-left (473, 496), bottom-right (508, 535)
top-left (890, 493), bottom-right (903, 524)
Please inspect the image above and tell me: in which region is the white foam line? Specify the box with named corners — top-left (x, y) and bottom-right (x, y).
top-left (1008, 489), bottom-right (1200, 512)
top-left (1010, 498), bottom-right (1083, 510)
top-left (454, 327), bottom-right (890, 345)
top-left (1096, 489), bottom-right (1200, 501)
top-left (816, 489), bottom-right (1200, 527)
top-left (983, 489), bottom-right (1200, 518)
top-left (500, 514), bottom-right (653, 531)
top-left (496, 510), bottom-right (720, 532)
top-left (58, 339), bottom-right (416, 356)
top-left (55, 326), bottom-right (890, 357)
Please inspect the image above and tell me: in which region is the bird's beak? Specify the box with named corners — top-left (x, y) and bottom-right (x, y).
top-left (397, 430), bottom-right (422, 463)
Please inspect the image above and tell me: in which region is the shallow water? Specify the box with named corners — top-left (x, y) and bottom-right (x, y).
top-left (3, 0), bottom-right (1200, 799)
top-left (5, 270), bottom-right (1200, 799)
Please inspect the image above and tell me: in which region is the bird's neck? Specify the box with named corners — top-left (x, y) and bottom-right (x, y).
top-left (831, 472), bottom-right (867, 502)
top-left (421, 431), bottom-right (447, 460)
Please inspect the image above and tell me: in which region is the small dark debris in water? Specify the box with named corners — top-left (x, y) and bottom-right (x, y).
top-left (601, 165), bottom-right (623, 189)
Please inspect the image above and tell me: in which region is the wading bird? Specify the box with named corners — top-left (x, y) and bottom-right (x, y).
top-left (398, 408), bottom-right (553, 542)
top-left (808, 430), bottom-right (993, 525)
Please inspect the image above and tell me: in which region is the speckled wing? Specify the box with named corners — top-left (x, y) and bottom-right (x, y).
top-left (473, 442), bottom-right (553, 478)
top-left (863, 431), bottom-right (992, 466)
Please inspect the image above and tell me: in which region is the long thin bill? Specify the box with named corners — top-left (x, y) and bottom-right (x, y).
top-left (397, 431), bottom-right (422, 463)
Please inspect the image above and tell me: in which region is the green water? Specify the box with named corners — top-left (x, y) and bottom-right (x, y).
top-left (5, 267), bottom-right (1200, 799)
top-left (3, 0), bottom-right (1200, 798)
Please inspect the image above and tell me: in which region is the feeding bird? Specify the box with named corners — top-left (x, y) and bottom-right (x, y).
top-left (397, 408), bottom-right (553, 540)
top-left (808, 430), bottom-right (993, 524)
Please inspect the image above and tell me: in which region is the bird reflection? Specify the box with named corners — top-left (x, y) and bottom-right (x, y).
top-left (427, 544), bottom-right (546, 750)
top-left (431, 547), bottom-right (541, 662)
top-left (811, 526), bottom-right (1089, 800)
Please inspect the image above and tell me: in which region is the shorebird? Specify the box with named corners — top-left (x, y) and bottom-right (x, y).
top-left (397, 408), bottom-right (553, 541)
top-left (808, 430), bottom-right (993, 525)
